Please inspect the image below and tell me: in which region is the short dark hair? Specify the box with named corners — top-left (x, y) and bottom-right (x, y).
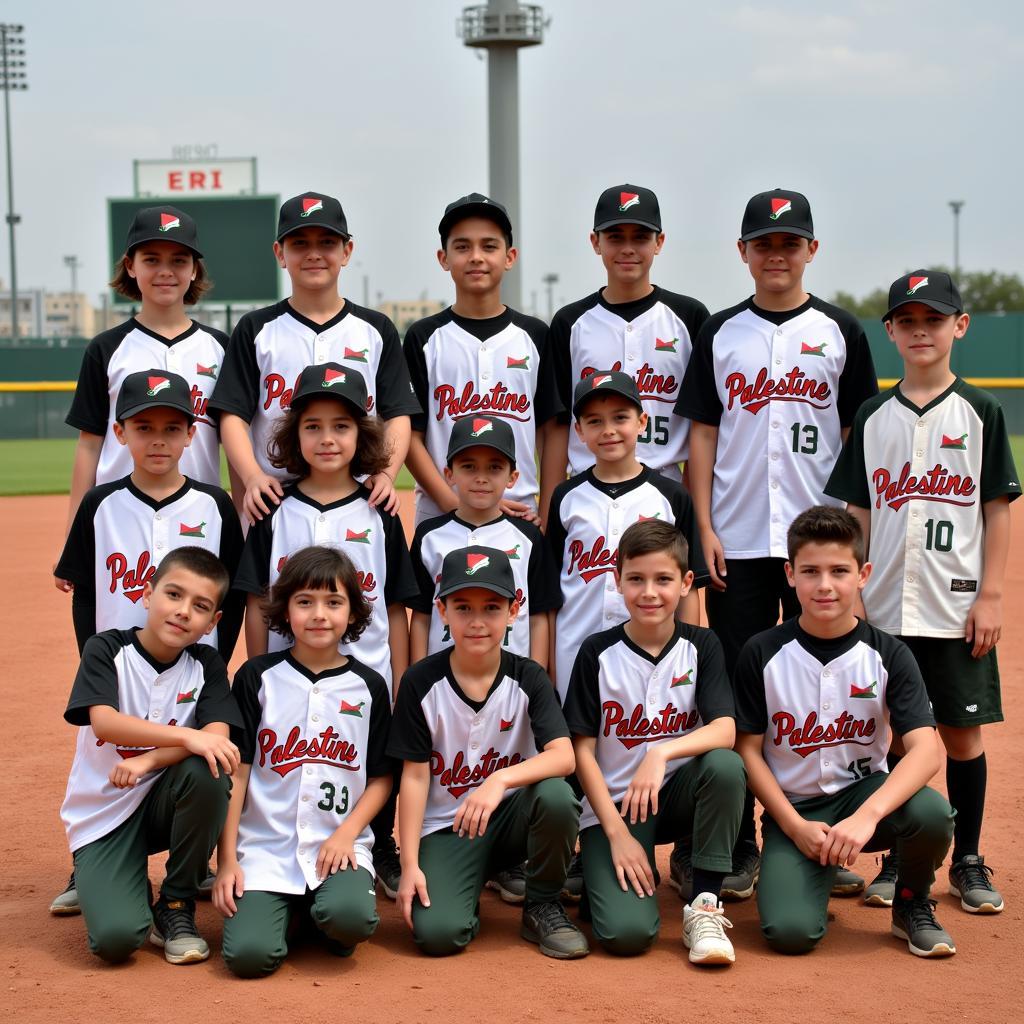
top-left (262, 546), bottom-right (372, 643)
top-left (267, 403), bottom-right (392, 479)
top-left (150, 546), bottom-right (230, 607)
top-left (109, 249), bottom-right (212, 305)
top-left (787, 506), bottom-right (865, 566)
top-left (617, 519), bottom-right (689, 574)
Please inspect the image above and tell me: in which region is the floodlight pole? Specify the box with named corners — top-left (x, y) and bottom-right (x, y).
top-left (948, 200), bottom-right (964, 279)
top-left (64, 255), bottom-right (80, 336)
top-left (1, 24), bottom-right (25, 341)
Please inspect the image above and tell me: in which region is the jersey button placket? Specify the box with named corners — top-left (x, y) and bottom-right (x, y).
top-left (605, 506), bottom-right (622, 613)
top-left (297, 689), bottom-right (321, 871)
top-left (480, 342), bottom-right (493, 385)
top-left (313, 329), bottom-right (330, 365)
top-left (153, 511), bottom-right (169, 555)
top-left (902, 416), bottom-right (929, 632)
top-left (314, 513), bottom-right (330, 544)
top-left (624, 324), bottom-right (637, 365)
top-left (767, 331), bottom-right (786, 550)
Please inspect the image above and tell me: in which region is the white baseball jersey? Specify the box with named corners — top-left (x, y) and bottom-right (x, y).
top-left (676, 296), bottom-right (878, 559)
top-left (409, 512), bottom-right (561, 657)
top-left (404, 306), bottom-right (561, 524)
top-left (209, 299), bottom-right (419, 479)
top-left (61, 629), bottom-right (240, 852)
top-left (66, 319), bottom-right (227, 486)
top-left (563, 622), bottom-right (733, 830)
top-left (550, 287), bottom-right (709, 478)
top-left (387, 649), bottom-right (569, 837)
top-left (55, 476), bottom-right (244, 658)
top-left (546, 466), bottom-right (708, 699)
top-left (234, 484), bottom-right (419, 686)
top-left (232, 651), bottom-right (392, 894)
top-left (826, 380), bottom-right (1020, 637)
top-left (734, 618), bottom-right (934, 801)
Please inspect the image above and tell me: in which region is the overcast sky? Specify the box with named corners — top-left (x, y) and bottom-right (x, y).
top-left (4, 0), bottom-right (1023, 317)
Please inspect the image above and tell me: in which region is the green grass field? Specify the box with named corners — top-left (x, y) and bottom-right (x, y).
top-left (0, 437), bottom-right (1022, 498)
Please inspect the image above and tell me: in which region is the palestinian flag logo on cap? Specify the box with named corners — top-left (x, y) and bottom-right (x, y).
top-left (592, 374), bottom-right (613, 389)
top-left (176, 687), bottom-right (197, 704)
top-left (638, 513), bottom-right (661, 522)
top-left (196, 363), bottom-right (217, 378)
top-left (323, 367), bottom-right (347, 388)
top-left (344, 347), bottom-right (368, 363)
top-left (850, 681), bottom-right (877, 699)
top-left (301, 197), bottom-right (323, 218)
top-left (277, 555), bottom-right (288, 573)
top-left (907, 275), bottom-right (929, 295)
top-left (147, 376), bottom-right (171, 396)
top-left (345, 527), bottom-right (371, 544)
top-left (800, 341), bottom-right (827, 357)
top-left (941, 432), bottom-right (968, 450)
top-left (671, 669), bottom-right (694, 687)
top-left (470, 419), bottom-right (494, 437)
top-left (159, 213), bottom-right (180, 233)
top-left (619, 192), bottom-right (640, 212)
top-left (499, 716), bottom-right (515, 732)
top-left (507, 355), bottom-right (529, 370)
top-left (769, 197), bottom-right (792, 221)
top-left (655, 337), bottom-right (677, 353)
top-left (339, 700), bottom-right (365, 717)
top-left (505, 544), bottom-right (521, 560)
top-left (179, 521), bottom-right (206, 539)
top-left (466, 552), bottom-right (490, 576)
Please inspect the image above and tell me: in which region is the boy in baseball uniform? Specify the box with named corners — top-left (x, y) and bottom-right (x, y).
top-left (826, 271), bottom-right (1019, 913)
top-left (735, 507), bottom-right (955, 958)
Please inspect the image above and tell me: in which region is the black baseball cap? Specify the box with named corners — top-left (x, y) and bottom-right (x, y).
top-left (593, 184), bottom-right (662, 233)
top-left (290, 362), bottom-right (369, 418)
top-left (116, 369), bottom-right (196, 423)
top-left (277, 192), bottom-right (350, 242)
top-left (446, 415), bottom-right (517, 468)
top-left (882, 270), bottom-right (963, 322)
top-left (572, 369), bottom-right (644, 419)
top-left (125, 206), bottom-right (202, 257)
top-left (740, 189), bottom-right (814, 241)
top-left (438, 193), bottom-right (513, 246)
top-left (437, 545), bottom-right (517, 601)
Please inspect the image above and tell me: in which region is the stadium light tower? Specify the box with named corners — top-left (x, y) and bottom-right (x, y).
top-left (458, 1), bottom-right (546, 309)
top-left (1, 24), bottom-right (26, 341)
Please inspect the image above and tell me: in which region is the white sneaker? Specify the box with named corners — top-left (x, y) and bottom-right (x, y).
top-left (682, 892), bottom-right (735, 965)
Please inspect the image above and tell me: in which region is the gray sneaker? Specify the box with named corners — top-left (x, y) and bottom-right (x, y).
top-left (521, 899), bottom-right (589, 959)
top-left (864, 853), bottom-right (899, 907)
top-left (721, 848), bottom-right (760, 901)
top-left (831, 866), bottom-right (866, 896)
top-left (49, 871), bottom-right (80, 917)
top-left (487, 861), bottom-right (527, 904)
top-left (196, 866), bottom-right (216, 900)
top-left (949, 855), bottom-right (1004, 914)
top-left (668, 842), bottom-right (694, 902)
top-left (149, 896), bottom-right (209, 964)
top-left (891, 895), bottom-right (956, 958)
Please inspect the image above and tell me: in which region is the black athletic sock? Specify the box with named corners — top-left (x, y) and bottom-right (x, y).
top-left (733, 789), bottom-right (757, 854)
top-left (691, 869), bottom-right (726, 902)
top-left (947, 752), bottom-right (986, 862)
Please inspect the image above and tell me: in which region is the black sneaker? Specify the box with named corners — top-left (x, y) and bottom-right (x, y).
top-left (863, 853), bottom-right (899, 907)
top-left (721, 847), bottom-right (760, 901)
top-left (668, 841), bottom-right (694, 902)
top-left (560, 852), bottom-right (584, 903)
top-left (49, 870), bottom-right (80, 916)
top-left (373, 835), bottom-right (401, 900)
top-left (830, 866), bottom-right (866, 896)
top-left (891, 894), bottom-right (956, 958)
top-left (949, 854), bottom-right (1004, 914)
top-left (487, 861), bottom-right (527, 904)
top-left (149, 895), bottom-right (209, 964)
top-left (521, 899), bottom-right (589, 959)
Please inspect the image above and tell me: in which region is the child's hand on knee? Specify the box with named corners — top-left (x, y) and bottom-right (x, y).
top-left (213, 861), bottom-right (245, 917)
top-left (398, 866), bottom-right (430, 930)
top-left (788, 818), bottom-right (830, 861)
top-left (609, 829), bottom-right (656, 898)
top-left (819, 809), bottom-right (877, 867)
top-left (316, 825), bottom-right (359, 879)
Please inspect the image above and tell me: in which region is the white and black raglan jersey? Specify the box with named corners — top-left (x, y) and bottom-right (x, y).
top-left (60, 629), bottom-right (241, 852)
top-left (234, 484), bottom-right (419, 685)
top-left (209, 299), bottom-right (420, 479)
top-left (388, 649), bottom-right (570, 837)
top-left (546, 466), bottom-right (708, 698)
top-left (55, 476), bottom-right (244, 659)
top-left (563, 622), bottom-right (733, 831)
top-left (734, 618), bottom-right (934, 802)
top-left (826, 380), bottom-right (1020, 637)
top-left (66, 319), bottom-right (228, 486)
top-left (404, 307), bottom-right (562, 523)
top-left (550, 287), bottom-right (709, 478)
top-left (232, 651), bottom-right (392, 894)
top-left (408, 512), bottom-right (562, 657)
top-left (676, 296), bottom-right (878, 559)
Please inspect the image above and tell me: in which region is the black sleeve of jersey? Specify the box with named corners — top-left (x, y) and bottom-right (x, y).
top-left (403, 320), bottom-right (432, 434)
top-left (518, 520), bottom-right (562, 614)
top-left (386, 667), bottom-right (434, 762)
top-left (832, 307), bottom-right (879, 426)
top-left (652, 473), bottom-right (709, 589)
top-left (65, 331), bottom-right (118, 434)
top-left (366, 309), bottom-right (421, 419)
top-left (208, 313), bottom-right (262, 422)
top-left (561, 638), bottom-right (602, 737)
top-left (545, 482), bottom-right (569, 600)
top-left (64, 631), bottom-right (124, 725)
top-left (733, 638), bottom-right (769, 735)
top-left (674, 316), bottom-right (724, 425)
top-left (546, 306), bottom-right (574, 426)
top-left (195, 483), bottom-right (245, 659)
top-left (407, 521), bottom-right (438, 615)
top-left (521, 657), bottom-right (571, 748)
top-left (690, 628), bottom-right (735, 723)
top-left (883, 638), bottom-right (936, 736)
top-left (231, 661), bottom-right (265, 763)
top-left (55, 484), bottom-right (104, 591)
top-left (824, 405), bottom-right (872, 508)
top-left (234, 513), bottom-right (274, 595)
top-left (361, 667), bottom-right (395, 778)
top-left (979, 395), bottom-right (1021, 504)
top-left (381, 506), bottom-right (420, 606)
top-left (513, 312), bottom-right (560, 426)
top-left (193, 645), bottom-right (243, 730)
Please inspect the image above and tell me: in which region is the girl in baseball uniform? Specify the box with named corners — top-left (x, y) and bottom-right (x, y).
top-left (214, 546), bottom-right (393, 977)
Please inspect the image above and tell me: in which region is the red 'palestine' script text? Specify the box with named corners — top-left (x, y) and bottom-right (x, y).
top-left (726, 367), bottom-right (831, 414)
top-left (771, 711), bottom-right (875, 758)
top-left (872, 462), bottom-right (976, 511)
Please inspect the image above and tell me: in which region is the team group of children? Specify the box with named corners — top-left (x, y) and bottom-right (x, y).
top-left (49, 181), bottom-right (1017, 975)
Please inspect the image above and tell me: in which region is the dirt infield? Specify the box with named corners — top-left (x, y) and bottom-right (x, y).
top-left (3, 493), bottom-right (1022, 1024)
